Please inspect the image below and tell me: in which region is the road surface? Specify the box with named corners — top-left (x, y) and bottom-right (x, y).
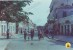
top-left (6, 37), bottom-right (73, 50)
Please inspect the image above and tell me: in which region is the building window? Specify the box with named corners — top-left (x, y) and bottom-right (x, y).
top-left (1, 25), bottom-right (3, 33)
top-left (55, 14), bottom-right (57, 19)
top-left (70, 11), bottom-right (73, 15)
top-left (10, 26), bottom-right (12, 33)
top-left (4, 25), bottom-right (6, 33)
top-left (61, 3), bottom-right (64, 6)
top-left (72, 3), bottom-right (73, 6)
top-left (61, 25), bottom-right (63, 35)
top-left (13, 26), bottom-right (15, 31)
top-left (63, 11), bottom-right (67, 17)
top-left (9, 26), bottom-right (11, 33)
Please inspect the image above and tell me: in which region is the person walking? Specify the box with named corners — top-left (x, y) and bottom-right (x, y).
top-left (45, 29), bottom-right (49, 37)
top-left (28, 31), bottom-right (31, 40)
top-left (24, 29), bottom-right (27, 40)
top-left (30, 29), bottom-right (34, 40)
top-left (50, 29), bottom-right (54, 39)
top-left (41, 30), bottom-right (44, 39)
top-left (38, 30), bottom-right (40, 40)
top-left (38, 30), bottom-right (42, 40)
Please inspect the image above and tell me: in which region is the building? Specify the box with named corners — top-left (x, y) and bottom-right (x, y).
top-left (18, 19), bottom-right (36, 34)
top-left (37, 26), bottom-right (44, 31)
top-left (58, 15), bottom-right (73, 35)
top-left (0, 21), bottom-right (16, 36)
top-left (49, 0), bottom-right (73, 19)
top-left (47, 0), bottom-right (73, 35)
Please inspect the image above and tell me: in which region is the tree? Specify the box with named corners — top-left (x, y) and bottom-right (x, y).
top-left (8, 1), bottom-right (33, 34)
top-left (0, 1), bottom-right (32, 38)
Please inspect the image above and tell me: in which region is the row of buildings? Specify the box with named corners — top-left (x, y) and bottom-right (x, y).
top-left (18, 19), bottom-right (37, 34)
top-left (0, 18), bottom-right (36, 36)
top-left (45, 0), bottom-right (73, 35)
top-left (0, 21), bottom-right (16, 36)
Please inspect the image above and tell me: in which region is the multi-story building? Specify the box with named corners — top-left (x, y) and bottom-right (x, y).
top-left (47, 0), bottom-right (73, 35)
top-left (49, 0), bottom-right (73, 19)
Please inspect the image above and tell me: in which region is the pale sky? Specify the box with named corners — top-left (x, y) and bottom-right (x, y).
top-left (23, 0), bottom-right (52, 26)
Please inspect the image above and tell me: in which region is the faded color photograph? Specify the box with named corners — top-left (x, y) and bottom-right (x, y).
top-left (0, 0), bottom-right (73, 50)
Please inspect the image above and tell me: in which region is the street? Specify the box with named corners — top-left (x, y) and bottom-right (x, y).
top-left (0, 0), bottom-right (73, 50)
top-left (5, 36), bottom-right (73, 50)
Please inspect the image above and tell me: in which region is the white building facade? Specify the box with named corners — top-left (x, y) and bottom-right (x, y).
top-left (0, 21), bottom-right (16, 36)
top-left (18, 20), bottom-right (36, 34)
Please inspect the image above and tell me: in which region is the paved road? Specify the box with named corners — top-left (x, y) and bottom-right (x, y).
top-left (6, 37), bottom-right (73, 50)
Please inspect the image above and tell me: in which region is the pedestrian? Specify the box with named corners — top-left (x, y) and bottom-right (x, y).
top-left (40, 30), bottom-right (43, 39)
top-left (21, 28), bottom-right (22, 34)
top-left (38, 30), bottom-right (40, 40)
top-left (28, 31), bottom-right (31, 40)
top-left (7, 29), bottom-right (9, 39)
top-left (38, 34), bottom-right (40, 40)
top-left (50, 29), bottom-right (54, 39)
top-left (38, 30), bottom-right (42, 40)
top-left (41, 30), bottom-right (44, 39)
top-left (24, 29), bottom-right (27, 40)
top-left (45, 29), bottom-right (49, 37)
top-left (30, 29), bottom-right (34, 40)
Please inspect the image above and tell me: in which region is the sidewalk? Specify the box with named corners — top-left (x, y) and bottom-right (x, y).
top-left (54, 35), bottom-right (73, 43)
top-left (47, 35), bottom-right (73, 44)
top-left (11, 34), bottom-right (23, 38)
top-left (0, 34), bottom-right (22, 50)
top-left (2, 40), bottom-right (10, 50)
top-left (0, 35), bottom-right (13, 50)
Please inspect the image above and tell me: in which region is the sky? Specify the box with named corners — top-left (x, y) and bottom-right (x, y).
top-left (23, 0), bottom-right (52, 26)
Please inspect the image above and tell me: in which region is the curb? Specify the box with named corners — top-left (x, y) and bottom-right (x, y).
top-left (47, 37), bottom-right (73, 44)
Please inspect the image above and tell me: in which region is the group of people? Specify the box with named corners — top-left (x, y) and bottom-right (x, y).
top-left (24, 29), bottom-right (34, 40)
top-left (44, 29), bottom-right (54, 39)
top-left (23, 29), bottom-right (44, 41)
top-left (38, 30), bottom-right (44, 40)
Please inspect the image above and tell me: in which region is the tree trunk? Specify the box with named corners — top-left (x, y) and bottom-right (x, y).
top-left (16, 22), bottom-right (19, 34)
top-left (6, 21), bottom-right (9, 39)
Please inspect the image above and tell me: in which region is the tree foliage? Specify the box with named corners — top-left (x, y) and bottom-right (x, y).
top-left (0, 1), bottom-right (32, 22)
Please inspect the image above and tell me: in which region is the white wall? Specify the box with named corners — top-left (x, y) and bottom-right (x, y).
top-left (0, 21), bottom-right (16, 36)
top-left (18, 22), bottom-right (35, 34)
top-left (8, 22), bottom-right (16, 35)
